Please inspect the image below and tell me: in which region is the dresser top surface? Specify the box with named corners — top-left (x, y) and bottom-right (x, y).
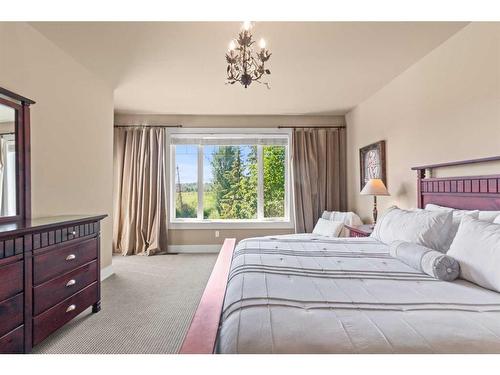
top-left (0, 215), bottom-right (107, 236)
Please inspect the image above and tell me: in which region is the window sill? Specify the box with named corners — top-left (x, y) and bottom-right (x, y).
top-left (169, 220), bottom-right (294, 230)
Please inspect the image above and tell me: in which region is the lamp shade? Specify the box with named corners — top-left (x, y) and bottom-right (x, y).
top-left (360, 179), bottom-right (390, 196)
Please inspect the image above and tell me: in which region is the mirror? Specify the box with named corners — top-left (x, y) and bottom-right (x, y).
top-left (0, 103), bottom-right (16, 217)
top-left (0, 86), bottom-right (34, 223)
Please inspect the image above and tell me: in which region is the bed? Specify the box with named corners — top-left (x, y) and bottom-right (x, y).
top-left (180, 156), bottom-right (500, 354)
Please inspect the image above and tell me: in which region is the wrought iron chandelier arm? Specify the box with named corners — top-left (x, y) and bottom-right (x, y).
top-left (227, 68), bottom-right (241, 81)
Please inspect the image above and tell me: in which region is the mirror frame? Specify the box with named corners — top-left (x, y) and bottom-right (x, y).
top-left (0, 86), bottom-right (35, 223)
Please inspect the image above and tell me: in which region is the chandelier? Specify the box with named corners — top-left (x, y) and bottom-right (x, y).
top-left (226, 21), bottom-right (272, 89)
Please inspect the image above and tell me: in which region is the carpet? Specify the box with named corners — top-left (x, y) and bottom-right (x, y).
top-left (33, 253), bottom-right (217, 354)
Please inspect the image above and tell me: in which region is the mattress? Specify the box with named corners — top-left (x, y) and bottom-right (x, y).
top-left (216, 236), bottom-right (500, 353)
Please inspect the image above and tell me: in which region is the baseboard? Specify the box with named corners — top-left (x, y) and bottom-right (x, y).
top-left (101, 265), bottom-right (114, 281)
top-left (167, 244), bottom-right (222, 253)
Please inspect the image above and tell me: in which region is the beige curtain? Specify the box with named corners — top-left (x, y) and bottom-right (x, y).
top-left (0, 137), bottom-right (5, 216)
top-left (292, 127), bottom-right (347, 233)
top-left (113, 127), bottom-right (168, 256)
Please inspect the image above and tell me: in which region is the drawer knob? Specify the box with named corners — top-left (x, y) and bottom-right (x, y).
top-left (66, 254), bottom-right (76, 261)
top-left (66, 304), bottom-right (76, 313)
top-left (66, 279), bottom-right (76, 287)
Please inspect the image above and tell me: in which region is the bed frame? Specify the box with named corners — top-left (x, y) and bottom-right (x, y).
top-left (179, 155), bottom-right (500, 354)
top-left (413, 155), bottom-right (500, 210)
top-left (179, 238), bottom-right (236, 354)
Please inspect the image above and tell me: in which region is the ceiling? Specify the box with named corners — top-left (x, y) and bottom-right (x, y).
top-left (31, 22), bottom-right (467, 115)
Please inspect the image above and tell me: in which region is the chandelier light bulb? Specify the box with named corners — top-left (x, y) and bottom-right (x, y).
top-left (259, 38), bottom-right (266, 49)
top-left (242, 21), bottom-right (252, 31)
top-left (228, 40), bottom-right (236, 51)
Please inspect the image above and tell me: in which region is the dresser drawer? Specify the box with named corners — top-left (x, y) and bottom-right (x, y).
top-left (0, 325), bottom-right (24, 354)
top-left (0, 293), bottom-right (23, 337)
top-left (31, 222), bottom-right (100, 250)
top-left (33, 238), bottom-right (98, 285)
top-left (34, 261), bottom-right (98, 315)
top-left (33, 282), bottom-right (98, 346)
top-left (0, 261), bottom-right (23, 302)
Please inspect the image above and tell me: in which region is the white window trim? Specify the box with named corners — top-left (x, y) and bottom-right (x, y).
top-left (167, 128), bottom-right (294, 229)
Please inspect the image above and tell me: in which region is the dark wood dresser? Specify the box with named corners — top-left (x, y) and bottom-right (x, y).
top-left (0, 215), bottom-right (106, 353)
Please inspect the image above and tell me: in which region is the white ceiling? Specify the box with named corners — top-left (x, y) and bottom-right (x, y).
top-left (31, 22), bottom-right (467, 115)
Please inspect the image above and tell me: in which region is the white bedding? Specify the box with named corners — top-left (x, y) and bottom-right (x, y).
top-left (216, 235), bottom-right (500, 353)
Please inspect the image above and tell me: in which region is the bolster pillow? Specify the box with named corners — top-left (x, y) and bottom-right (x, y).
top-left (390, 241), bottom-right (460, 281)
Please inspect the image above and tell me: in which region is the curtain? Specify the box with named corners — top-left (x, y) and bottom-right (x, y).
top-left (292, 127), bottom-right (347, 233)
top-left (0, 137), bottom-right (5, 216)
top-left (113, 127), bottom-right (168, 256)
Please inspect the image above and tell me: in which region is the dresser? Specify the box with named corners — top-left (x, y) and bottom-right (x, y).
top-left (0, 215), bottom-right (106, 353)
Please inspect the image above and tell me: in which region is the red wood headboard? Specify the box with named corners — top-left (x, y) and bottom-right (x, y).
top-left (412, 156), bottom-right (500, 211)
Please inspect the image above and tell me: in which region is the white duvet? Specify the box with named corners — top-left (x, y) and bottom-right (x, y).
top-left (216, 236), bottom-right (500, 353)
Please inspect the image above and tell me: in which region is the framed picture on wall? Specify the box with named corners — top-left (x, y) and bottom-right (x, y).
top-left (359, 140), bottom-right (386, 191)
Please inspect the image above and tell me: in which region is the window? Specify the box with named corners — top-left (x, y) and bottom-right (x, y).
top-left (174, 145), bottom-right (198, 219)
top-left (169, 131), bottom-right (291, 226)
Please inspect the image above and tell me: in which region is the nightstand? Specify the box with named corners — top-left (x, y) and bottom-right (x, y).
top-left (345, 224), bottom-right (374, 237)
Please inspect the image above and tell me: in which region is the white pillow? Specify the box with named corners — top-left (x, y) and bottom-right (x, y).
top-left (478, 211), bottom-right (500, 222)
top-left (425, 203), bottom-right (479, 219)
top-left (424, 203), bottom-right (480, 249)
top-left (321, 211), bottom-right (363, 237)
top-left (447, 216), bottom-right (500, 292)
top-left (425, 203), bottom-right (465, 212)
top-left (446, 210), bottom-right (480, 249)
top-left (371, 206), bottom-right (452, 252)
top-left (313, 218), bottom-right (344, 237)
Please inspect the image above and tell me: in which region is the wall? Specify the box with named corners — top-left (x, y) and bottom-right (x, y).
top-left (114, 114), bottom-right (345, 129)
top-left (114, 113), bottom-right (345, 247)
top-left (0, 23), bottom-right (114, 270)
top-left (346, 23), bottom-right (500, 223)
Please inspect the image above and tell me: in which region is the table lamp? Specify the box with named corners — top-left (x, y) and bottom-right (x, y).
top-left (360, 178), bottom-right (390, 225)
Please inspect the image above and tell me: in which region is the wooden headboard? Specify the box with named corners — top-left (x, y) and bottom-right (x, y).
top-left (412, 156), bottom-right (500, 211)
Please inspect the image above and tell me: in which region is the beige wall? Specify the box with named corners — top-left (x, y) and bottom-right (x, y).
top-left (114, 113), bottom-right (345, 246)
top-left (346, 23), bottom-right (500, 223)
top-left (0, 23), bottom-right (114, 269)
top-left (169, 228), bottom-right (294, 247)
top-left (114, 114), bottom-right (345, 128)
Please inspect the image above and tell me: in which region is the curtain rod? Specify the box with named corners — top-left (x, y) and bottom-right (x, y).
top-left (114, 124), bottom-right (345, 129)
top-left (277, 125), bottom-right (345, 129)
top-left (114, 125), bottom-right (182, 128)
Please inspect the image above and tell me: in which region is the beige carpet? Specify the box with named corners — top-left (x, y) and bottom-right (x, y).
top-left (33, 253), bottom-right (217, 354)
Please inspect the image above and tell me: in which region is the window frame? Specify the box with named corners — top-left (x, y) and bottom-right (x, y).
top-left (167, 128), bottom-right (294, 229)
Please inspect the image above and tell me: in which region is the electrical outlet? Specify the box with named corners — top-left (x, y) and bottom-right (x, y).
top-left (215, 230), bottom-right (220, 238)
